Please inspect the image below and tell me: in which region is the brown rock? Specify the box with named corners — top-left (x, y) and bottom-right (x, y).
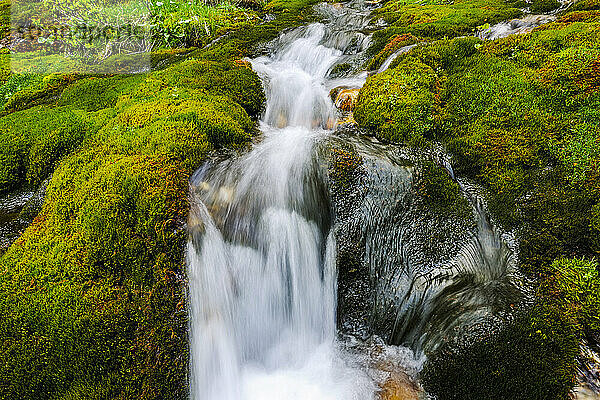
top-left (334, 88), bottom-right (360, 112)
top-left (378, 371), bottom-right (422, 400)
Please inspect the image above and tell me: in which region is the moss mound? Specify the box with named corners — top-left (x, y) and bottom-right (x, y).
top-left (58, 75), bottom-right (146, 112)
top-left (422, 303), bottom-right (580, 400)
top-left (354, 59), bottom-right (439, 144)
top-left (148, 59), bottom-right (266, 117)
top-left (368, 0), bottom-right (523, 54)
top-left (0, 106), bottom-right (91, 194)
top-left (531, 0), bottom-right (561, 13)
top-left (0, 3), bottom-right (283, 393)
top-left (0, 151), bottom-right (190, 399)
top-left (0, 89), bottom-right (255, 398)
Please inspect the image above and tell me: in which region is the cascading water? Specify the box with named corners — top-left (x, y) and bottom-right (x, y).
top-left (330, 136), bottom-right (524, 351)
top-left (187, 2), bottom-right (380, 399)
top-left (187, 0), bottom-right (529, 398)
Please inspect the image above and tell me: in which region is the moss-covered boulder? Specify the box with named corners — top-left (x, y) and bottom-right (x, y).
top-left (1, 74), bottom-right (79, 114)
top-left (368, 0), bottom-right (523, 55)
top-left (421, 303), bottom-right (580, 400)
top-left (0, 149), bottom-right (194, 399)
top-left (148, 59), bottom-right (266, 117)
top-left (365, 33), bottom-right (420, 71)
top-left (0, 106), bottom-right (91, 194)
top-left (58, 75), bottom-right (146, 112)
top-left (0, 26), bottom-right (267, 398)
top-left (354, 59), bottom-right (439, 144)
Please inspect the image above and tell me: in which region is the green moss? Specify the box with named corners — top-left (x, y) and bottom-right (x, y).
top-left (329, 62), bottom-right (353, 78)
top-left (58, 75), bottom-right (146, 112)
top-left (541, 257), bottom-right (600, 336)
top-left (393, 36), bottom-right (483, 72)
top-left (365, 33), bottom-right (419, 71)
top-left (9, 53), bottom-right (84, 75)
top-left (417, 160), bottom-right (471, 218)
top-left (531, 0), bottom-right (561, 12)
top-left (354, 59), bottom-right (439, 144)
top-left (0, 52), bottom-right (11, 84)
top-left (2, 74), bottom-right (79, 114)
top-left (0, 0), bottom-right (9, 39)
top-left (0, 106), bottom-right (90, 193)
top-left (0, 151), bottom-right (190, 400)
top-left (539, 46), bottom-right (600, 97)
top-left (518, 172), bottom-right (597, 278)
top-left (148, 59), bottom-right (266, 117)
top-left (369, 0), bottom-right (522, 54)
top-left (573, 0), bottom-right (600, 11)
top-left (102, 93), bottom-right (251, 159)
top-left (421, 303), bottom-right (580, 400)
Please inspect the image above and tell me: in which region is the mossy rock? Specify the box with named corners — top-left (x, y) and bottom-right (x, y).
top-left (329, 63), bottom-right (353, 78)
top-left (421, 303), bottom-right (580, 400)
top-left (327, 145), bottom-right (365, 199)
top-left (354, 59), bottom-right (439, 144)
top-left (573, 0), bottom-right (600, 11)
top-left (0, 106), bottom-right (91, 194)
top-left (391, 36), bottom-right (482, 72)
top-left (148, 59), bottom-right (265, 117)
top-left (111, 93), bottom-right (252, 149)
top-left (2, 74), bottom-right (79, 114)
top-left (530, 0), bottom-right (561, 12)
top-left (58, 74), bottom-right (146, 112)
top-left (0, 17), bottom-right (268, 396)
top-left (0, 85), bottom-right (257, 399)
top-left (0, 150), bottom-right (190, 399)
top-left (368, 0), bottom-right (523, 53)
top-left (366, 33), bottom-right (420, 71)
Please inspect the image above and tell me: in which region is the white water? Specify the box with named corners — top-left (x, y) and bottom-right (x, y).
top-left (377, 43), bottom-right (418, 73)
top-left (187, 4), bottom-right (378, 399)
top-left (478, 14), bottom-right (555, 40)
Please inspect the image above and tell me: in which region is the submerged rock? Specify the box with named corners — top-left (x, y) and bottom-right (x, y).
top-left (378, 372), bottom-right (422, 400)
top-left (334, 87), bottom-right (360, 112)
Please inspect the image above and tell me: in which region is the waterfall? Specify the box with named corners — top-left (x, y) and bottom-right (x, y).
top-left (186, 0), bottom-right (527, 398)
top-left (187, 3), bottom-right (378, 399)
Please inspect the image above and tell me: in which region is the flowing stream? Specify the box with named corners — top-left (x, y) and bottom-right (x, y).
top-left (187, 1), bottom-right (382, 399)
top-left (186, 1), bottom-right (528, 399)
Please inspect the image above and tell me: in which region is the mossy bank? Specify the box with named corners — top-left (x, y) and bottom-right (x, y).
top-left (0, 0), bottom-right (320, 397)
